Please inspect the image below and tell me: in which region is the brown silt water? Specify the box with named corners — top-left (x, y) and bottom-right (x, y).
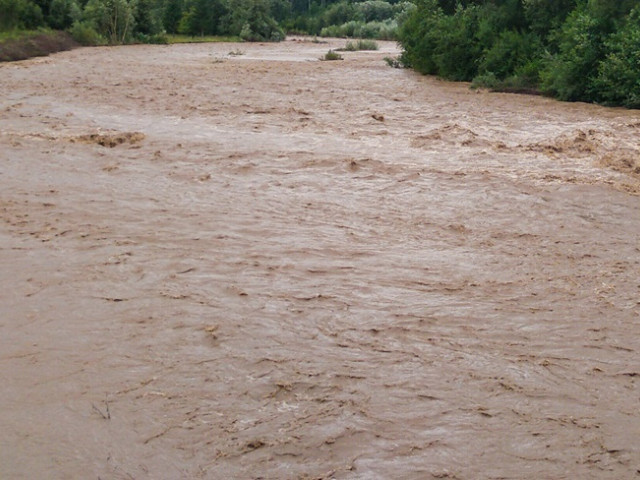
top-left (1, 38), bottom-right (640, 479)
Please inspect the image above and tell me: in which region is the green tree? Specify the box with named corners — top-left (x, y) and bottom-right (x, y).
top-left (540, 2), bottom-right (604, 101)
top-left (479, 29), bottom-right (542, 79)
top-left (135, 0), bottom-right (163, 34)
top-left (223, 0), bottom-right (284, 40)
top-left (523, 0), bottom-right (576, 37)
top-left (398, 0), bottom-right (444, 74)
top-left (432, 5), bottom-right (483, 80)
top-left (162, 0), bottom-right (183, 33)
top-left (594, 7), bottom-right (640, 107)
top-left (178, 0), bottom-right (227, 35)
top-left (356, 1), bottom-right (394, 23)
top-left (49, 0), bottom-right (82, 29)
top-left (83, 0), bottom-right (136, 43)
top-left (0, 0), bottom-right (45, 30)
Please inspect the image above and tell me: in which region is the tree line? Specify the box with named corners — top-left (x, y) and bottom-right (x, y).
top-left (0, 0), bottom-right (410, 44)
top-left (398, 0), bottom-right (640, 108)
top-left (0, 0), bottom-right (298, 43)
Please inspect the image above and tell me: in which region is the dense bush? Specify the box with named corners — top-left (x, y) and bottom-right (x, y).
top-left (397, 0), bottom-right (445, 75)
top-left (0, 0), bottom-right (44, 30)
top-left (539, 6), bottom-right (602, 101)
top-left (299, 0), bottom-right (407, 40)
top-left (225, 0), bottom-right (285, 41)
top-left (478, 29), bottom-right (542, 80)
top-left (320, 18), bottom-right (397, 40)
top-left (343, 38), bottom-right (378, 50)
top-left (594, 7), bottom-right (640, 108)
top-left (69, 20), bottom-right (105, 45)
top-left (49, 0), bottom-right (82, 30)
top-left (398, 0), bottom-right (640, 108)
top-left (356, 0), bottom-right (393, 22)
top-left (321, 49), bottom-right (343, 60)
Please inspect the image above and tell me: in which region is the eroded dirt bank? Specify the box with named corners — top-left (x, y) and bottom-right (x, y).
top-left (1, 38), bottom-right (640, 479)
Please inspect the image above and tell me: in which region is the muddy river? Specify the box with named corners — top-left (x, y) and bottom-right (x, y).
top-left (1, 38), bottom-right (640, 479)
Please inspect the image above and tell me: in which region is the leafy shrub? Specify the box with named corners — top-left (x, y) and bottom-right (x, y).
top-left (224, 0), bottom-right (284, 41)
top-left (344, 39), bottom-right (379, 50)
top-left (472, 60), bottom-right (541, 93)
top-left (69, 20), bottom-right (105, 45)
top-left (135, 32), bottom-right (169, 44)
top-left (321, 49), bottom-right (343, 61)
top-left (358, 20), bottom-right (389, 39)
top-left (334, 20), bottom-right (360, 37)
top-left (0, 0), bottom-right (45, 30)
top-left (323, 2), bottom-right (355, 27)
top-left (383, 55), bottom-right (402, 68)
top-left (49, 0), bottom-right (82, 30)
top-left (82, 0), bottom-right (136, 44)
top-left (355, 1), bottom-right (394, 23)
top-left (343, 40), bottom-right (357, 51)
top-left (478, 30), bottom-right (542, 80)
top-left (594, 8), bottom-right (640, 108)
top-left (320, 19), bottom-right (396, 40)
top-left (397, 0), bottom-right (444, 74)
top-left (393, 1), bottom-right (416, 28)
top-left (540, 7), bottom-right (602, 101)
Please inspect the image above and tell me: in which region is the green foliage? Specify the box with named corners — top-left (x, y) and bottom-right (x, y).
top-left (321, 49), bottom-right (342, 60)
top-left (222, 0), bottom-right (284, 41)
top-left (1, 0), bottom-right (284, 44)
top-left (320, 18), bottom-right (397, 40)
top-left (523, 0), bottom-right (575, 37)
top-left (383, 55), bottom-right (402, 67)
top-left (323, 2), bottom-right (355, 26)
top-left (48, 0), bottom-right (82, 30)
top-left (82, 0), bottom-right (136, 44)
top-left (398, 0), bottom-right (483, 80)
top-left (355, 0), bottom-right (393, 23)
top-left (162, 0), bottom-right (183, 33)
top-left (21, 0), bottom-right (45, 29)
top-left (344, 39), bottom-right (378, 50)
top-left (540, 6), bottom-right (601, 101)
top-left (178, 0), bottom-right (227, 36)
top-left (397, 0), bottom-right (443, 74)
top-left (398, 0), bottom-right (640, 108)
top-left (69, 19), bottom-right (105, 44)
top-left (478, 30), bottom-right (542, 80)
top-left (432, 6), bottom-right (482, 80)
top-left (134, 0), bottom-right (163, 35)
top-left (298, 0), bottom-right (405, 39)
top-left (4, 0), bottom-right (636, 109)
top-left (165, 33), bottom-right (240, 42)
top-left (594, 7), bottom-right (640, 108)
top-left (0, 0), bottom-right (44, 30)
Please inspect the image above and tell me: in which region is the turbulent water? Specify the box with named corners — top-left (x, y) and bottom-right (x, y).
top-left (1, 38), bottom-right (640, 479)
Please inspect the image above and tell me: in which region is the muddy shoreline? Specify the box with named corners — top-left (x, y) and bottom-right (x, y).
top-left (1, 39), bottom-right (640, 479)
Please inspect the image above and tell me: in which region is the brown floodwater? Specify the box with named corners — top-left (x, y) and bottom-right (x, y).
top-left (1, 38), bottom-right (640, 479)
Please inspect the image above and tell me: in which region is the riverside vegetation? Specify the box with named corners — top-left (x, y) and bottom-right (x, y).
top-left (397, 0), bottom-right (640, 108)
top-left (0, 0), bottom-right (413, 46)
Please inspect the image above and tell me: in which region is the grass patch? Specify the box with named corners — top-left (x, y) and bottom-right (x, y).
top-left (0, 29), bottom-right (43, 42)
top-left (0, 29), bottom-right (78, 62)
top-left (344, 39), bottom-right (379, 51)
top-left (383, 56), bottom-right (402, 68)
top-left (166, 34), bottom-right (241, 44)
top-left (320, 49), bottom-right (343, 61)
